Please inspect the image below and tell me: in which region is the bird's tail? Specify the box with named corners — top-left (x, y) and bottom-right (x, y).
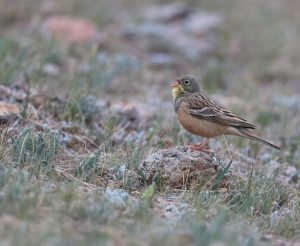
top-left (238, 129), bottom-right (280, 150)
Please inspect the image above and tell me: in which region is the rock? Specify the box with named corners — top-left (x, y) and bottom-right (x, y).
top-left (285, 166), bottom-right (297, 177)
top-left (285, 166), bottom-right (298, 183)
top-left (276, 166), bottom-right (300, 185)
top-left (144, 3), bottom-right (190, 23)
top-left (140, 146), bottom-right (231, 190)
top-left (0, 102), bottom-right (19, 116)
top-left (43, 16), bottom-right (99, 43)
top-left (42, 63), bottom-right (60, 77)
top-left (0, 102), bottom-right (19, 125)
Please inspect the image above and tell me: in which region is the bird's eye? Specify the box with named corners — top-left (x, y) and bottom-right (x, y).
top-left (184, 80), bottom-right (190, 85)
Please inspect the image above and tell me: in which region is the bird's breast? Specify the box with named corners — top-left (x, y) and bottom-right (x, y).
top-left (177, 102), bottom-right (228, 138)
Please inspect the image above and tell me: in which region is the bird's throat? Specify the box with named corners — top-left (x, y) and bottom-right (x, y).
top-left (172, 86), bottom-right (183, 101)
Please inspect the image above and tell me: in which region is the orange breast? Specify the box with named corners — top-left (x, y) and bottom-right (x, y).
top-left (177, 102), bottom-right (228, 138)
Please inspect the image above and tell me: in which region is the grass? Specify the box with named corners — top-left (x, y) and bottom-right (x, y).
top-left (11, 128), bottom-right (57, 177)
top-left (0, 0), bottom-right (299, 245)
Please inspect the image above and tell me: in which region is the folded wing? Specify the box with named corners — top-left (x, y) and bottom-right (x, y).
top-left (188, 93), bottom-right (256, 129)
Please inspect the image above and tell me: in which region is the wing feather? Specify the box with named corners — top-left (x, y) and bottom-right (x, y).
top-left (187, 93), bottom-right (256, 129)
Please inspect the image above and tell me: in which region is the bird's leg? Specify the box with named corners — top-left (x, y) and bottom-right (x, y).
top-left (188, 138), bottom-right (211, 152)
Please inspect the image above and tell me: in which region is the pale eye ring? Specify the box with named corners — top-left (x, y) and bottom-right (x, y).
top-left (184, 80), bottom-right (190, 85)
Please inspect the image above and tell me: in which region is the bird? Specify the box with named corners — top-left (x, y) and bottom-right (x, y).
top-left (171, 75), bottom-right (280, 150)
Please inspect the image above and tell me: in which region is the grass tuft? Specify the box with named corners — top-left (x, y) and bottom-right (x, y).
top-left (11, 129), bottom-right (58, 177)
top-left (76, 150), bottom-right (102, 181)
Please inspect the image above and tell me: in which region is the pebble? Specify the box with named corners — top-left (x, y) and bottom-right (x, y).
top-left (144, 2), bottom-right (190, 23)
top-left (42, 63), bottom-right (60, 77)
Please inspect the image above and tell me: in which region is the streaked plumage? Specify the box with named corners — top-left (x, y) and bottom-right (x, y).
top-left (171, 75), bottom-right (280, 150)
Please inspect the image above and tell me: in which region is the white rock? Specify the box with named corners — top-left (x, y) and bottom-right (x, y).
top-left (42, 63), bottom-right (60, 77)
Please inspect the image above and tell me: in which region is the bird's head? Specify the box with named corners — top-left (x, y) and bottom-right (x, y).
top-left (171, 75), bottom-right (200, 100)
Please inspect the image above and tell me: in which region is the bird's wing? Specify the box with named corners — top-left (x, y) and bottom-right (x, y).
top-left (187, 93), bottom-right (256, 129)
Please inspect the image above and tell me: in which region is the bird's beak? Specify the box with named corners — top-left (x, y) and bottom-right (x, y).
top-left (171, 78), bottom-right (180, 88)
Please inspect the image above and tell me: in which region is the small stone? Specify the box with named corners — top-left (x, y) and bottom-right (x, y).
top-left (0, 102), bottom-right (19, 116)
top-left (285, 166), bottom-right (297, 177)
top-left (0, 102), bottom-right (19, 125)
top-left (285, 166), bottom-right (299, 183)
top-left (42, 63), bottom-right (60, 77)
top-left (145, 3), bottom-right (190, 23)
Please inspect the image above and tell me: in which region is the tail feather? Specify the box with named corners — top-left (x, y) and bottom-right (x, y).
top-left (238, 129), bottom-right (280, 150)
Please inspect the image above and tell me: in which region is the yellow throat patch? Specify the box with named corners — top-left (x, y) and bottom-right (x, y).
top-left (172, 86), bottom-right (183, 100)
